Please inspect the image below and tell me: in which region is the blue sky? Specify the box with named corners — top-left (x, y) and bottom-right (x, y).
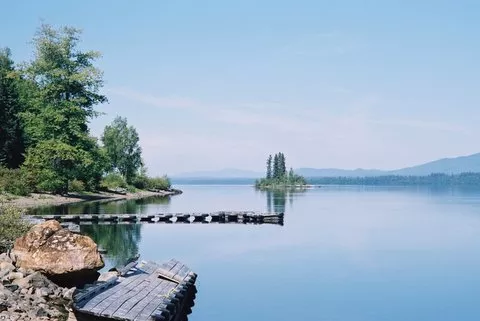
top-left (2, 1), bottom-right (479, 175)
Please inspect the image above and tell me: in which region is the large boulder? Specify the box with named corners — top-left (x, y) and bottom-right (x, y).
top-left (12, 220), bottom-right (104, 287)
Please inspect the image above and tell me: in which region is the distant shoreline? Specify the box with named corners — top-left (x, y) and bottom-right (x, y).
top-left (3, 189), bottom-right (182, 209)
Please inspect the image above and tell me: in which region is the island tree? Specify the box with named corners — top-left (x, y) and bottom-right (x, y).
top-left (256, 152), bottom-right (306, 189)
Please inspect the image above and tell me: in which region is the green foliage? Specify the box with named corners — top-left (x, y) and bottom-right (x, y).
top-left (23, 140), bottom-right (93, 194)
top-left (0, 202), bottom-right (31, 252)
top-left (266, 155), bottom-right (272, 179)
top-left (101, 116), bottom-right (143, 184)
top-left (147, 176), bottom-right (171, 190)
top-left (0, 48), bottom-right (26, 168)
top-left (0, 24), bottom-right (171, 195)
top-left (100, 172), bottom-right (127, 190)
top-left (69, 179), bottom-right (85, 193)
top-left (256, 152), bottom-right (306, 189)
top-left (21, 24), bottom-right (106, 145)
top-left (0, 167), bottom-right (32, 196)
top-left (132, 172), bottom-right (171, 191)
top-left (15, 24), bottom-right (109, 194)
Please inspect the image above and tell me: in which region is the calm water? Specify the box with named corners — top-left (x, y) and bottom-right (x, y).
top-left (33, 185), bottom-right (480, 321)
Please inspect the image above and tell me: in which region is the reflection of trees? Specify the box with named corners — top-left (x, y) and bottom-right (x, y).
top-left (264, 188), bottom-right (306, 213)
top-left (29, 196), bottom-right (171, 215)
top-left (29, 196), bottom-right (171, 268)
top-left (81, 224), bottom-right (142, 268)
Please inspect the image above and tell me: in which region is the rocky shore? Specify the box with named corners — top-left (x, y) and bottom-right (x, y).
top-left (0, 220), bottom-right (111, 321)
top-left (0, 252), bottom-right (74, 320)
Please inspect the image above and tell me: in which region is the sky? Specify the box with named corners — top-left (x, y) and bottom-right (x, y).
top-left (1, 1), bottom-right (480, 175)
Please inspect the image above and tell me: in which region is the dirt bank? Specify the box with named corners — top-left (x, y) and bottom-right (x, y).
top-left (3, 189), bottom-right (182, 209)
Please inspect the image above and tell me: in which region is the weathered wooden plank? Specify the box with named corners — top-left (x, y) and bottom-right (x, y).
top-left (95, 277), bottom-right (150, 317)
top-left (134, 284), bottom-right (178, 321)
top-left (81, 274), bottom-right (148, 314)
top-left (123, 280), bottom-right (172, 321)
top-left (74, 276), bottom-right (119, 304)
top-left (112, 275), bottom-right (171, 319)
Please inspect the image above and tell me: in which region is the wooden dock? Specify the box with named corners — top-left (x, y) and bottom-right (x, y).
top-left (28, 211), bottom-right (284, 225)
top-left (73, 258), bottom-right (197, 321)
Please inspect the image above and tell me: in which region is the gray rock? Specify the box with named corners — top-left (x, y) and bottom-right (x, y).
top-left (36, 307), bottom-right (49, 317)
top-left (12, 276), bottom-right (31, 289)
top-left (0, 289), bottom-right (8, 300)
top-left (35, 287), bottom-right (51, 297)
top-left (97, 271), bottom-right (118, 282)
top-left (0, 261), bottom-right (15, 273)
top-left (62, 287), bottom-right (75, 300)
top-left (7, 271), bottom-right (24, 281)
top-left (4, 284), bottom-right (19, 292)
top-left (0, 253), bottom-right (12, 264)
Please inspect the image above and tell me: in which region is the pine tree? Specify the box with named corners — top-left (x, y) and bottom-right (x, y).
top-left (278, 153), bottom-right (287, 178)
top-left (0, 48), bottom-right (25, 168)
top-left (273, 153), bottom-right (279, 179)
top-left (266, 154), bottom-right (272, 179)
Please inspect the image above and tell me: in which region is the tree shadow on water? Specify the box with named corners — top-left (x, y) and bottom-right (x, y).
top-left (80, 224), bottom-right (142, 268)
top-left (264, 188), bottom-right (306, 213)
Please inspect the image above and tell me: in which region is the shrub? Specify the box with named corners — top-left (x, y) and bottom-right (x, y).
top-left (132, 174), bottom-right (171, 191)
top-left (132, 174), bottom-right (148, 190)
top-left (0, 202), bottom-right (31, 252)
top-left (69, 179), bottom-right (85, 193)
top-left (0, 167), bottom-right (32, 196)
top-left (100, 172), bottom-right (127, 190)
top-left (147, 175), bottom-right (171, 190)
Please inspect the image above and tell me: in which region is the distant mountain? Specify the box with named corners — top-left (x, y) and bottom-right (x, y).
top-left (298, 153), bottom-right (480, 177)
top-left (391, 153), bottom-right (480, 176)
top-left (172, 153), bottom-right (480, 180)
top-left (295, 168), bottom-right (385, 177)
top-left (173, 168), bottom-right (262, 179)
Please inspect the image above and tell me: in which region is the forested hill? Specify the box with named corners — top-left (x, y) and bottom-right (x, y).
top-left (296, 153), bottom-right (480, 177)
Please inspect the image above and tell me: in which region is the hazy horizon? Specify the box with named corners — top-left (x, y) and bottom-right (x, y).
top-left (2, 1), bottom-right (479, 175)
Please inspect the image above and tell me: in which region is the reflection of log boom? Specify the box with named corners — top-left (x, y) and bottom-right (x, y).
top-left (27, 211), bottom-right (285, 226)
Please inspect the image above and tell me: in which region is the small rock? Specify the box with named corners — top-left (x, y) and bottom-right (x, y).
top-left (4, 284), bottom-right (19, 292)
top-left (7, 272), bottom-right (24, 281)
top-left (35, 287), bottom-right (53, 297)
top-left (0, 289), bottom-right (7, 300)
top-left (12, 276), bottom-right (31, 289)
top-left (0, 253), bottom-right (12, 264)
top-left (36, 307), bottom-right (49, 317)
top-left (0, 302), bottom-right (8, 312)
top-left (62, 287), bottom-right (75, 300)
top-left (0, 261), bottom-right (15, 273)
top-left (97, 271), bottom-right (118, 282)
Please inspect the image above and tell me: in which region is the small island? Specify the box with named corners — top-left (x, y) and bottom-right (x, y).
top-left (255, 153), bottom-right (307, 189)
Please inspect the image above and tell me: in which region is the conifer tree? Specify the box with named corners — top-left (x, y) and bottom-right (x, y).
top-left (266, 154), bottom-right (272, 179)
top-left (0, 48), bottom-right (25, 168)
top-left (273, 153), bottom-right (279, 179)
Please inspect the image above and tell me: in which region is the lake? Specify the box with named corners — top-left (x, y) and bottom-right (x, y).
top-left (32, 185), bottom-right (480, 321)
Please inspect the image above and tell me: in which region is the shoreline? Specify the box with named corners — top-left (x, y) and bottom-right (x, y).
top-left (2, 189), bottom-right (182, 209)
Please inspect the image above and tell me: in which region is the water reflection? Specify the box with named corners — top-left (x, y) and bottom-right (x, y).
top-left (29, 195), bottom-right (171, 215)
top-left (263, 188), bottom-right (306, 213)
top-left (81, 224), bottom-right (142, 268)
